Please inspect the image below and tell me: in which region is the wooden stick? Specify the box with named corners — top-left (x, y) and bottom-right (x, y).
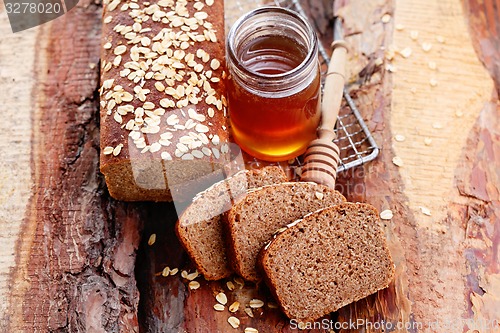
top-left (301, 40), bottom-right (348, 188)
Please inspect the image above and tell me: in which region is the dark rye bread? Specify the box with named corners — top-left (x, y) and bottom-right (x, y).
top-left (99, 0), bottom-right (229, 201)
top-left (175, 166), bottom-right (287, 280)
top-left (259, 202), bottom-right (395, 322)
top-left (225, 182), bottom-right (346, 282)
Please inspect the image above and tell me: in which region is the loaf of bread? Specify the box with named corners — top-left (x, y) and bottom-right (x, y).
top-left (225, 182), bottom-right (346, 282)
top-left (99, 0), bottom-right (229, 201)
top-left (175, 166), bottom-right (287, 280)
top-left (259, 202), bottom-right (395, 322)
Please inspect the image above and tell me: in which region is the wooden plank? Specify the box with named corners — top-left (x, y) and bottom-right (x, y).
top-left (460, 1), bottom-right (500, 331)
top-left (388, 0), bottom-right (499, 329)
top-left (386, 0), bottom-right (494, 328)
top-left (336, 0), bottom-right (500, 331)
top-left (0, 1), bottom-right (143, 331)
top-left (390, 0), bottom-right (493, 232)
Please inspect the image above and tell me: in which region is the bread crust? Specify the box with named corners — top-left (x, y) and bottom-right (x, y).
top-left (175, 169), bottom-right (235, 280)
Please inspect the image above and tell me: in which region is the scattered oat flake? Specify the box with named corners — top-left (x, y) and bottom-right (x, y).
top-left (216, 292), bottom-right (228, 305)
top-left (189, 281), bottom-right (200, 290)
top-left (436, 35), bottom-right (445, 43)
top-left (195, 123), bottom-right (209, 133)
top-left (103, 146), bottom-right (114, 155)
top-left (161, 152), bottom-right (172, 160)
top-left (380, 209), bottom-right (394, 220)
top-left (210, 58), bottom-right (221, 70)
top-left (229, 301), bottom-right (240, 313)
top-left (420, 206), bottom-right (432, 216)
top-left (228, 316), bottom-right (240, 329)
top-left (245, 328), bottom-right (258, 333)
top-left (112, 144), bottom-right (123, 156)
top-left (429, 78), bottom-right (438, 87)
top-left (385, 48), bottom-right (395, 61)
top-left (395, 24), bottom-right (405, 30)
top-left (386, 64), bottom-right (397, 73)
top-left (244, 308), bottom-right (254, 318)
top-left (381, 14), bottom-right (391, 23)
top-left (186, 271), bottom-right (199, 281)
top-left (432, 122), bottom-right (443, 129)
top-left (113, 112), bottom-right (122, 124)
top-left (410, 87), bottom-right (417, 94)
top-left (208, 107), bottom-right (215, 118)
top-left (428, 61), bottom-right (437, 70)
top-left (399, 47), bottom-right (412, 58)
top-left (233, 277), bottom-right (245, 288)
top-left (424, 137), bottom-right (433, 146)
top-left (213, 304), bottom-right (225, 311)
top-left (249, 299), bottom-right (264, 308)
top-left (148, 233), bottom-right (156, 246)
top-left (114, 45), bottom-right (127, 55)
top-left (410, 30), bottom-right (419, 40)
top-left (315, 191), bottom-right (324, 200)
top-left (194, 11), bottom-right (208, 20)
top-left (394, 134), bottom-right (406, 142)
top-left (392, 156), bottom-right (404, 167)
top-left (422, 42), bottom-right (432, 52)
top-left (161, 266), bottom-right (170, 277)
top-left (226, 281), bottom-right (235, 291)
top-left (455, 110), bottom-right (464, 117)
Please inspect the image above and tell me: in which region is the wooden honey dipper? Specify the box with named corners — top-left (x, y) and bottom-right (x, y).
top-left (301, 39), bottom-right (348, 188)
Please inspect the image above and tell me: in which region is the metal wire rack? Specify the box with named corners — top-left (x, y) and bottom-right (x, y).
top-left (225, 0), bottom-right (379, 172)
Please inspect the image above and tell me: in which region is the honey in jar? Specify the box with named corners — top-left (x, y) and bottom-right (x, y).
top-left (226, 7), bottom-right (321, 162)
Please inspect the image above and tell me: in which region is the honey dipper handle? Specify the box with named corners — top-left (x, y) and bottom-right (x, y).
top-left (317, 40), bottom-right (348, 142)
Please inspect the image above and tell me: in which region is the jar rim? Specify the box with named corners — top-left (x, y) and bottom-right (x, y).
top-left (227, 6), bottom-right (317, 80)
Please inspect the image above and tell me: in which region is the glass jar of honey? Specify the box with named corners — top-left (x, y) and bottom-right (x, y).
top-left (226, 7), bottom-right (321, 162)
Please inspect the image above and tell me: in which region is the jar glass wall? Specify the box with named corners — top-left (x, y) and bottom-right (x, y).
top-left (226, 7), bottom-right (321, 162)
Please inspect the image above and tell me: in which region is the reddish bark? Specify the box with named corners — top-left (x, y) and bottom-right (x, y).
top-left (7, 1), bottom-right (142, 331)
top-left (460, 0), bottom-right (500, 326)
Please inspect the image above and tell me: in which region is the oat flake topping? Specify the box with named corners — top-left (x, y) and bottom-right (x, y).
top-left (100, 0), bottom-right (228, 158)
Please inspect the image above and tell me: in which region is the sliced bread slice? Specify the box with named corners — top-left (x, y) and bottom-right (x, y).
top-left (175, 166), bottom-right (287, 280)
top-left (259, 202), bottom-right (395, 322)
top-left (225, 182), bottom-right (346, 282)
